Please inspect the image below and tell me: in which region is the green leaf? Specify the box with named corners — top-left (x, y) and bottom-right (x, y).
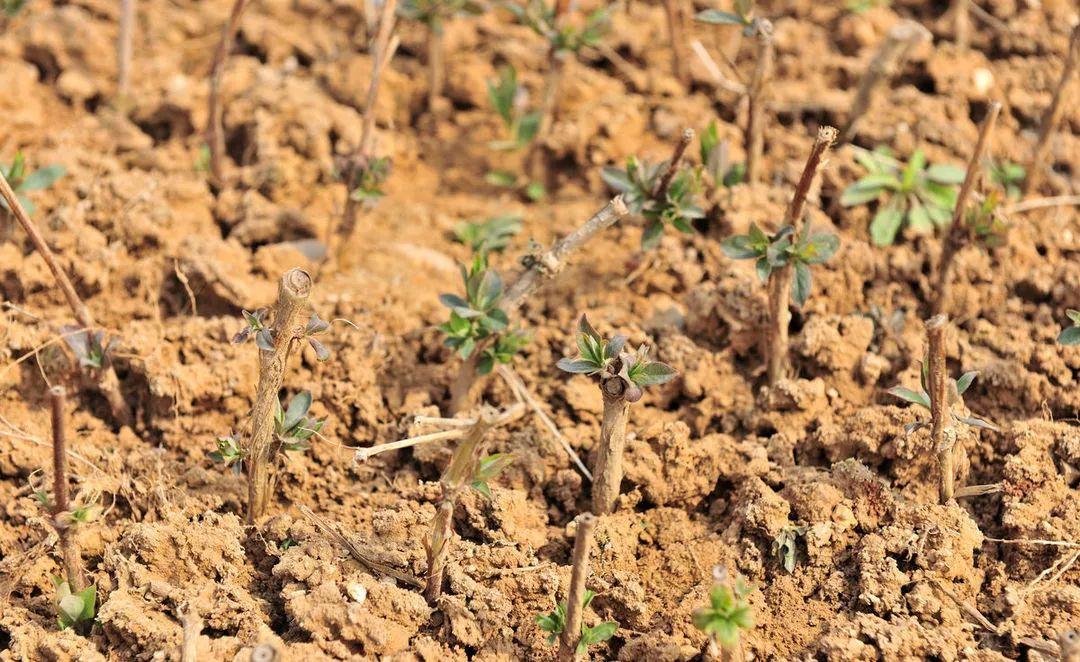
top-left (955, 415), bottom-right (999, 431)
top-left (308, 337), bottom-right (330, 361)
top-left (1066, 309), bottom-right (1080, 325)
top-left (629, 361), bottom-right (678, 387)
top-left (908, 201), bottom-right (932, 232)
top-left (641, 220), bottom-right (664, 251)
top-left (20, 164), bottom-right (65, 191)
top-left (870, 201), bottom-right (904, 246)
top-left (1058, 326), bottom-right (1080, 345)
top-left (601, 166), bottom-right (634, 193)
top-left (888, 386), bottom-right (930, 409)
top-left (695, 9), bottom-right (745, 25)
top-left (955, 370), bottom-right (978, 395)
top-left (557, 358), bottom-right (600, 373)
top-left (925, 163), bottom-right (966, 185)
top-left (902, 149), bottom-right (926, 190)
top-left (754, 256), bottom-right (771, 283)
top-left (283, 392), bottom-right (312, 431)
top-left (485, 170), bottom-right (518, 188)
top-left (800, 233), bottom-right (839, 264)
top-left (524, 181), bottom-right (546, 201)
top-left (791, 261), bottom-right (811, 306)
top-left (721, 234), bottom-right (761, 260)
top-left (517, 112), bottom-right (541, 145)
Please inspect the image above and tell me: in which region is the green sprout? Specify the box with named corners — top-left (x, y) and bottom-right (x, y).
top-left (700, 121), bottom-right (745, 190)
top-left (693, 578), bottom-right (754, 649)
top-left (506, 0), bottom-right (611, 54)
top-left (66, 489), bottom-right (103, 525)
top-left (771, 525), bottom-right (807, 573)
top-left (470, 453), bottom-right (514, 498)
top-left (1058, 309), bottom-right (1080, 346)
top-left (1, 153), bottom-right (65, 217)
top-left (453, 215), bottom-right (523, 254)
top-left (342, 156), bottom-right (391, 207)
top-left (59, 326), bottom-right (115, 370)
top-left (888, 365), bottom-right (998, 433)
top-left (557, 314), bottom-right (677, 403)
top-left (844, 0), bottom-right (890, 13)
top-left (694, 0), bottom-right (757, 35)
top-left (232, 310), bottom-right (331, 361)
top-left (967, 189), bottom-right (1008, 250)
top-left (485, 66), bottom-right (545, 201)
top-left (438, 253), bottom-right (529, 375)
top-left (536, 590), bottom-right (619, 654)
top-left (53, 579), bottom-right (96, 632)
top-left (721, 222), bottom-right (839, 306)
top-left (398, 0), bottom-right (482, 33)
top-left (601, 156), bottom-right (704, 250)
top-left (194, 144), bottom-right (211, 173)
top-left (209, 432), bottom-right (245, 475)
top-left (841, 147), bottom-right (965, 246)
top-left (987, 159), bottom-right (1025, 200)
top-left (273, 391), bottom-right (324, 452)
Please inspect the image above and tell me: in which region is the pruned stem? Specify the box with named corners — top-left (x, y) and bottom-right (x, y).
top-left (427, 28), bottom-right (445, 112)
top-left (117, 0), bottom-right (135, 102)
top-left (0, 171), bottom-right (131, 427)
top-left (926, 315), bottom-right (952, 504)
top-left (952, 0), bottom-right (970, 51)
top-left (50, 387), bottom-right (84, 588)
top-left (664, 0), bottom-right (690, 86)
top-left (765, 126), bottom-right (837, 388)
top-left (591, 384), bottom-right (630, 515)
top-left (1026, 25), bottom-right (1080, 195)
top-left (840, 20), bottom-right (931, 144)
top-left (206, 0), bottom-right (253, 187)
top-left (654, 128), bottom-right (695, 202)
top-left (178, 602), bottom-right (203, 662)
top-left (246, 268), bottom-right (313, 524)
top-left (933, 101), bottom-right (1000, 316)
top-left (425, 411), bottom-right (497, 603)
top-left (557, 513), bottom-right (597, 662)
top-left (447, 197), bottom-right (630, 414)
top-left (745, 19), bottom-right (773, 186)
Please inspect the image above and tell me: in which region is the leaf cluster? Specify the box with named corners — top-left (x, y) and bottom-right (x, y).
top-left (721, 223), bottom-right (839, 306)
top-left (700, 121), bottom-right (745, 190)
top-left (60, 326), bottom-right (115, 370)
top-left (53, 579), bottom-right (96, 632)
top-left (488, 66), bottom-right (541, 152)
top-left (506, 0), bottom-right (610, 53)
top-left (841, 147), bottom-right (965, 246)
top-left (209, 432), bottom-right (245, 475)
top-left (692, 578), bottom-right (754, 648)
top-left (602, 157), bottom-right (704, 250)
top-left (536, 590), bottom-right (619, 654)
top-left (470, 453), bottom-right (514, 498)
top-left (453, 215), bottom-right (522, 254)
top-left (1058, 309), bottom-right (1080, 346)
top-left (231, 310), bottom-right (331, 361)
top-left (346, 156), bottom-right (391, 206)
top-left (987, 159), bottom-right (1025, 200)
top-left (1, 152), bottom-right (65, 216)
top-left (966, 189), bottom-right (1008, 250)
top-left (398, 0), bottom-right (483, 33)
top-left (557, 315), bottom-right (677, 402)
top-left (887, 365), bottom-right (997, 433)
top-left (274, 391), bottom-right (324, 452)
top-left (694, 0), bottom-right (757, 35)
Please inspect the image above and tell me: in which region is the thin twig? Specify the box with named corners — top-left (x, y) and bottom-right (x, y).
top-left (653, 128), bottom-right (695, 201)
top-left (934, 581), bottom-right (999, 633)
top-left (985, 537), bottom-right (1080, 549)
top-left (353, 403), bottom-right (525, 462)
top-left (952, 0), bottom-right (970, 51)
top-left (664, 0), bottom-right (690, 86)
top-left (745, 19), bottom-right (774, 186)
top-left (955, 482), bottom-right (1001, 498)
top-left (117, 0), bottom-right (136, 102)
top-left (558, 513), bottom-right (597, 661)
top-left (206, 0), bottom-right (254, 187)
top-left (1005, 195), bottom-right (1080, 214)
top-left (689, 40), bottom-right (746, 95)
top-left (1028, 25), bottom-right (1080, 195)
top-left (50, 387), bottom-right (85, 589)
top-left (926, 315), bottom-right (953, 504)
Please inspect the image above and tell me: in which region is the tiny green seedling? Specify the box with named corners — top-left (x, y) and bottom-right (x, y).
top-left (771, 525), bottom-right (807, 573)
top-left (1, 152), bottom-right (65, 216)
top-left (722, 222), bottom-right (839, 307)
top-left (453, 215), bottom-right (523, 254)
top-left (693, 578), bottom-right (754, 650)
top-left (59, 326), bottom-right (115, 370)
top-left (536, 590), bottom-right (619, 654)
top-left (439, 253), bottom-right (529, 375)
top-left (210, 432), bottom-right (244, 475)
top-left (966, 189), bottom-right (1008, 250)
top-left (888, 365), bottom-right (997, 433)
top-left (399, 0), bottom-right (481, 33)
top-left (506, 0), bottom-right (610, 55)
top-left (1060, 310), bottom-right (1080, 346)
top-left (700, 121), bottom-right (745, 190)
top-left (470, 453), bottom-right (513, 498)
top-left (485, 66), bottom-right (545, 201)
top-left (274, 391), bottom-right (324, 452)
top-left (841, 147), bottom-right (965, 246)
top-left (987, 159), bottom-right (1025, 200)
top-left (844, 0), bottom-right (890, 13)
top-left (695, 0), bottom-right (757, 35)
top-left (602, 154), bottom-right (704, 250)
top-left (232, 310), bottom-right (331, 361)
top-left (341, 155), bottom-right (391, 208)
top-left (53, 578), bottom-right (96, 632)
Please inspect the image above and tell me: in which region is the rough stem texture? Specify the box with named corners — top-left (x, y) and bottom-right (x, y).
top-left (117, 0), bottom-right (135, 101)
top-left (50, 387), bottom-right (84, 588)
top-left (428, 29), bottom-right (445, 111)
top-left (765, 126), bottom-right (837, 388)
top-left (0, 171), bottom-right (130, 426)
top-left (745, 20), bottom-right (774, 186)
top-left (926, 315), bottom-right (952, 504)
top-left (591, 385), bottom-right (630, 515)
top-left (179, 603), bottom-right (203, 662)
top-left (446, 197), bottom-right (630, 414)
top-left (246, 268), bottom-right (312, 523)
top-left (933, 101), bottom-right (1000, 316)
top-left (1026, 25), bottom-right (1080, 195)
top-left (952, 0), bottom-right (970, 51)
top-left (424, 412), bottom-right (495, 602)
top-left (653, 128), bottom-right (694, 201)
top-left (840, 20), bottom-right (930, 143)
top-left (664, 0), bottom-right (690, 86)
top-left (558, 513), bottom-right (597, 661)
top-left (207, 0), bottom-right (253, 187)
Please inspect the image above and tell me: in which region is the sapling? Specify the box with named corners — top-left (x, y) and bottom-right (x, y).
top-left (535, 514), bottom-right (618, 660)
top-left (557, 315), bottom-right (677, 514)
top-left (485, 65), bottom-right (545, 201)
top-left (693, 570), bottom-right (754, 661)
top-left (206, 0), bottom-right (254, 187)
top-left (695, 1), bottom-right (772, 185)
top-left (700, 120), bottom-right (745, 192)
top-left (932, 101), bottom-right (1001, 316)
top-left (839, 20), bottom-right (931, 144)
top-left (841, 147), bottom-right (965, 247)
top-left (1058, 310), bottom-right (1080, 346)
top-left (601, 128), bottom-right (704, 250)
top-left (0, 166), bottom-right (130, 426)
top-left (445, 196), bottom-right (630, 414)
top-left (721, 126), bottom-right (839, 388)
top-left (1025, 24), bottom-right (1080, 195)
top-left (888, 315), bottom-right (997, 504)
top-left (452, 215), bottom-right (522, 254)
top-left (398, 0), bottom-right (482, 111)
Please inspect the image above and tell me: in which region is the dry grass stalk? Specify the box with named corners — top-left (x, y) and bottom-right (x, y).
top-left (558, 513), bottom-right (597, 661)
top-left (1025, 25), bottom-right (1080, 195)
top-left (207, 0), bottom-right (254, 187)
top-left (246, 268), bottom-right (312, 523)
top-left (353, 402), bottom-right (524, 462)
top-left (50, 387), bottom-right (85, 588)
top-left (664, 0), bottom-right (690, 86)
top-left (932, 101), bottom-right (1000, 316)
top-left (765, 126), bottom-right (837, 388)
top-left (744, 19), bottom-right (773, 185)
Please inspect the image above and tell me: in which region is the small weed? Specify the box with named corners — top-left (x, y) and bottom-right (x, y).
top-left (888, 365), bottom-right (997, 433)
top-left (1, 152), bottom-right (65, 216)
top-left (722, 222), bottom-right (839, 306)
top-left (1058, 309), bottom-right (1080, 346)
top-left (470, 452), bottom-right (513, 498)
top-left (695, 0), bottom-right (757, 35)
top-left (602, 147), bottom-right (704, 250)
top-left (700, 121), bottom-right (745, 190)
top-left (209, 432), bottom-right (244, 475)
top-left (53, 579), bottom-right (96, 632)
top-left (693, 577), bottom-right (754, 649)
top-left (340, 155), bottom-right (391, 208)
top-left (273, 391), bottom-right (324, 452)
top-left (507, 0), bottom-right (610, 54)
top-left (986, 159), bottom-right (1025, 200)
top-left (536, 590), bottom-right (618, 654)
top-left (2, 0), bottom-right (28, 16)
top-left (453, 215), bottom-right (523, 254)
top-left (60, 326), bottom-right (115, 370)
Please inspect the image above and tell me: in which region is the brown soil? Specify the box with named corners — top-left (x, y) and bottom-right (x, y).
top-left (1, 0), bottom-right (1080, 659)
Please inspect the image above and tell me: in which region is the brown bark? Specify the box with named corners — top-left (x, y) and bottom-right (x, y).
top-left (1026, 25), bottom-right (1080, 195)
top-left (744, 19), bottom-right (773, 186)
top-left (591, 381), bottom-right (630, 515)
top-left (557, 513), bottom-right (597, 661)
top-left (50, 387), bottom-right (85, 588)
top-left (207, 0), bottom-right (254, 187)
top-left (933, 101), bottom-right (1000, 316)
top-left (246, 268), bottom-right (312, 523)
top-left (765, 126), bottom-right (837, 388)
top-left (926, 315), bottom-right (952, 503)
